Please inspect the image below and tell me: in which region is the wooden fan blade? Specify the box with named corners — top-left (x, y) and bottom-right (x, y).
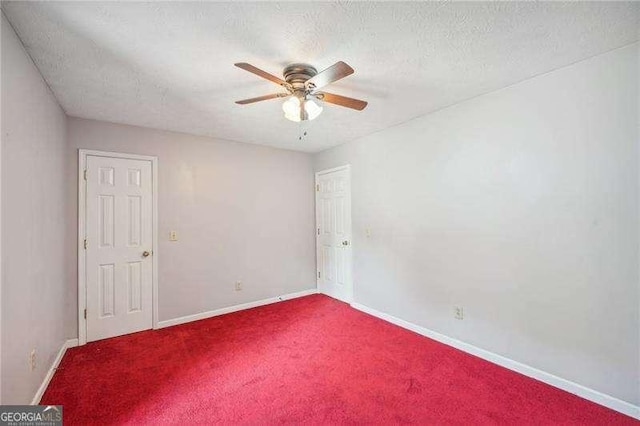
top-left (235, 93), bottom-right (289, 105)
top-left (306, 61), bottom-right (354, 90)
top-left (234, 63), bottom-right (286, 86)
top-left (315, 92), bottom-right (368, 111)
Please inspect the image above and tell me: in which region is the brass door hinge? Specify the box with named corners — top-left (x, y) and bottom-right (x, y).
top-left (84, 239), bottom-right (88, 250)
top-left (83, 169), bottom-right (88, 181)
top-left (84, 309), bottom-right (87, 319)
top-left (316, 184), bottom-right (319, 192)
top-left (317, 228), bottom-right (320, 235)
top-left (318, 271), bottom-right (321, 279)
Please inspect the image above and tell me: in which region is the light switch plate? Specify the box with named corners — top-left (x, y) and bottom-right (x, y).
top-left (454, 306), bottom-right (464, 320)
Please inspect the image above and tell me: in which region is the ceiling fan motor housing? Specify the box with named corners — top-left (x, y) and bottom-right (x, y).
top-left (283, 63), bottom-right (317, 92)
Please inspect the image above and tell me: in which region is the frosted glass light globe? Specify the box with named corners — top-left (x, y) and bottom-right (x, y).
top-left (282, 97), bottom-right (301, 122)
top-left (282, 96), bottom-right (323, 122)
top-left (304, 98), bottom-right (323, 121)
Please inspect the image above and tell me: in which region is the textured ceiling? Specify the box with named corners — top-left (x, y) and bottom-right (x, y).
top-left (2, 2), bottom-right (639, 153)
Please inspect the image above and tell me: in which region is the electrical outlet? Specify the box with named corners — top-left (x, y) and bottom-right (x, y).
top-left (29, 349), bottom-right (36, 371)
top-left (454, 306), bottom-right (464, 320)
top-left (366, 228), bottom-right (372, 238)
top-left (169, 231), bottom-right (178, 241)
top-left (235, 281), bottom-right (242, 291)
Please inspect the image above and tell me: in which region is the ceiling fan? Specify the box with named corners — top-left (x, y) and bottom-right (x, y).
top-left (234, 61), bottom-right (368, 122)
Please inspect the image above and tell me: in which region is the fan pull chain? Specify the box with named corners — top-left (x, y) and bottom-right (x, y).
top-left (298, 120), bottom-right (310, 141)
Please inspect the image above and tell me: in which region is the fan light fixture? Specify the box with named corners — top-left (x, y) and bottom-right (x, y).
top-left (234, 61), bottom-right (367, 129)
top-left (282, 97), bottom-right (323, 122)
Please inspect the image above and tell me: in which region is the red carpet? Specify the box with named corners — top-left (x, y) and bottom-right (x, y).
top-left (43, 294), bottom-right (636, 424)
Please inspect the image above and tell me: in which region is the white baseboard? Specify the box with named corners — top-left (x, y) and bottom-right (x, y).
top-left (157, 288), bottom-right (318, 329)
top-left (31, 338), bottom-right (78, 405)
top-left (351, 302), bottom-right (640, 420)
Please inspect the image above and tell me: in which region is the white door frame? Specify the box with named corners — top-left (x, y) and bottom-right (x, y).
top-left (315, 164), bottom-right (353, 303)
top-left (78, 149), bottom-right (159, 345)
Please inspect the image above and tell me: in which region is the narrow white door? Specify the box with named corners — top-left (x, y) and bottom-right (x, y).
top-left (85, 155), bottom-right (153, 342)
top-left (316, 166), bottom-right (352, 302)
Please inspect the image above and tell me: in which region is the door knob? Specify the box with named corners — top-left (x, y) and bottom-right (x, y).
top-left (142, 251), bottom-right (151, 257)
top-left (342, 240), bottom-right (349, 246)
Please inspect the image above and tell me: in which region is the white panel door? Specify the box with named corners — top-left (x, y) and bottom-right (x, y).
top-left (316, 166), bottom-right (352, 302)
top-left (85, 155), bottom-right (153, 342)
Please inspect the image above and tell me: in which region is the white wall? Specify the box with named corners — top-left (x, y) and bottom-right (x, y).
top-left (1, 13), bottom-right (68, 404)
top-left (314, 44), bottom-right (639, 405)
top-left (66, 117), bottom-right (316, 335)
